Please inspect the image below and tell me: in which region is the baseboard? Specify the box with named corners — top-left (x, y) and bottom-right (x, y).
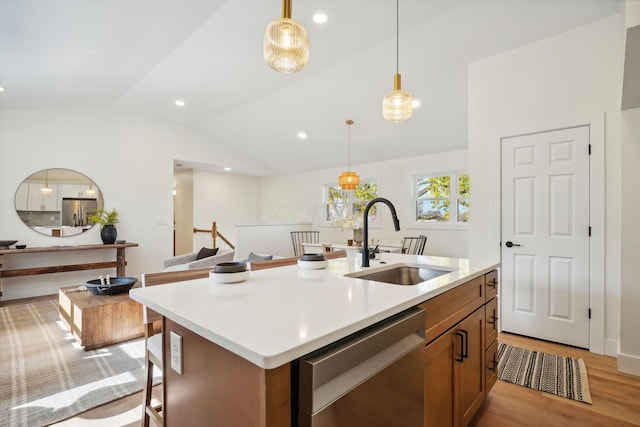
top-left (605, 338), bottom-right (618, 357)
top-left (617, 352), bottom-right (640, 376)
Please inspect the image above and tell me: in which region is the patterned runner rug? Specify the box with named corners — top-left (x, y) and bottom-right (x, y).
top-left (0, 300), bottom-right (160, 426)
top-left (498, 342), bottom-right (592, 404)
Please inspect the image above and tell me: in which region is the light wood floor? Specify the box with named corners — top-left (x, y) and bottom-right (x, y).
top-left (6, 296), bottom-right (639, 426)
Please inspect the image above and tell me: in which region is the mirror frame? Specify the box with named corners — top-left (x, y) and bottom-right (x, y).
top-left (14, 168), bottom-right (104, 237)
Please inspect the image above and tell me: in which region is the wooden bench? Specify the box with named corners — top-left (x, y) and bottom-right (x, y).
top-left (58, 285), bottom-right (144, 350)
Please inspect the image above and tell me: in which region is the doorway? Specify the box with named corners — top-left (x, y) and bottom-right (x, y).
top-left (501, 126), bottom-right (591, 348)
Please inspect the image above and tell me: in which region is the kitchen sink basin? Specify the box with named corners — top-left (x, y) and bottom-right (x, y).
top-left (345, 264), bottom-right (455, 286)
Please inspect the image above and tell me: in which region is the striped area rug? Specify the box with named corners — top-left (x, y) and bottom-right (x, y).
top-left (0, 300), bottom-right (160, 426)
top-left (497, 342), bottom-right (592, 404)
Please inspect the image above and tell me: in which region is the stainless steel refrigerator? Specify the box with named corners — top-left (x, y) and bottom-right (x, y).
top-left (61, 198), bottom-right (98, 226)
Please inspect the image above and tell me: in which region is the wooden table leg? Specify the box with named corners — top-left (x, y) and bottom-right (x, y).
top-left (116, 247), bottom-right (126, 276)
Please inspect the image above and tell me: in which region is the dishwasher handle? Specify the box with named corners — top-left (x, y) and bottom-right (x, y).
top-left (299, 307), bottom-right (425, 414)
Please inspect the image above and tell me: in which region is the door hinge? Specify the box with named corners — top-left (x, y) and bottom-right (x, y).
top-left (588, 144), bottom-right (592, 155)
top-left (588, 308), bottom-right (591, 319)
top-left (589, 226), bottom-right (592, 237)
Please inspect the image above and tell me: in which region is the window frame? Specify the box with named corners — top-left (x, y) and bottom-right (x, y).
top-left (411, 170), bottom-right (470, 230)
top-left (323, 178), bottom-right (380, 227)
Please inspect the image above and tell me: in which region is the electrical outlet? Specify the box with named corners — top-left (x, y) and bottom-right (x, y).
top-left (170, 331), bottom-right (183, 374)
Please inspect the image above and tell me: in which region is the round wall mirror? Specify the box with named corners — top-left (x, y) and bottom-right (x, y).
top-left (14, 169), bottom-right (104, 237)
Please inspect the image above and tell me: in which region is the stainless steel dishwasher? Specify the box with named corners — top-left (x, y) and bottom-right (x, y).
top-left (298, 307), bottom-right (425, 427)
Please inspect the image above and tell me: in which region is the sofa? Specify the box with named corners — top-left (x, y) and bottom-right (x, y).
top-left (162, 248), bottom-right (235, 271)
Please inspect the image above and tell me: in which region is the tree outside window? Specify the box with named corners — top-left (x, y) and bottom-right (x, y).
top-left (326, 181), bottom-right (379, 224)
top-left (414, 172), bottom-right (469, 223)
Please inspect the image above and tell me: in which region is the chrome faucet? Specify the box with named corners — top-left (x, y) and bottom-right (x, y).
top-left (362, 198), bottom-right (400, 267)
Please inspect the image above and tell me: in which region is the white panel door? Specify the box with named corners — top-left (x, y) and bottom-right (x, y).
top-left (501, 126), bottom-right (590, 348)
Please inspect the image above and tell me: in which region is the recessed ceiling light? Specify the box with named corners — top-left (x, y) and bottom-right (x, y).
top-left (0, 87), bottom-right (5, 92)
top-left (412, 99), bottom-right (421, 108)
top-left (224, 167), bottom-right (231, 171)
top-left (297, 132), bottom-right (307, 140)
top-left (174, 100), bottom-right (186, 107)
top-left (313, 13), bottom-right (328, 24)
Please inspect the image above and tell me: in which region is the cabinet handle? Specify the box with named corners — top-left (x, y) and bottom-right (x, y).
top-left (487, 279), bottom-right (497, 288)
top-left (455, 332), bottom-right (464, 362)
top-left (487, 315), bottom-right (499, 324)
top-left (487, 359), bottom-right (499, 372)
top-left (461, 329), bottom-right (469, 359)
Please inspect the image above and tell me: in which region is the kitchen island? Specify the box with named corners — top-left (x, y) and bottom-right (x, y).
top-left (129, 253), bottom-right (499, 426)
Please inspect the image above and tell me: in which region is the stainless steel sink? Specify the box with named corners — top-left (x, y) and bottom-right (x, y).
top-left (345, 263), bottom-right (455, 286)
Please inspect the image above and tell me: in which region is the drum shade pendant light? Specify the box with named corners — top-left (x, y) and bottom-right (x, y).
top-left (382, 0), bottom-right (413, 123)
top-left (263, 0), bottom-right (309, 73)
top-left (41, 170), bottom-right (52, 195)
top-left (339, 120), bottom-right (359, 190)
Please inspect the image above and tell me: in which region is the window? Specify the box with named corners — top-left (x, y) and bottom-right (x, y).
top-left (325, 180), bottom-right (379, 224)
top-left (414, 172), bottom-right (469, 224)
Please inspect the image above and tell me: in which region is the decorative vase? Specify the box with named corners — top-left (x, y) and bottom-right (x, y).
top-left (353, 228), bottom-right (363, 246)
top-left (101, 225), bottom-right (117, 244)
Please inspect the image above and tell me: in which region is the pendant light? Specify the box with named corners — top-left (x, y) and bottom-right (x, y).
top-left (41, 170), bottom-right (52, 195)
top-left (86, 181), bottom-right (96, 196)
top-left (263, 0), bottom-right (309, 73)
top-left (338, 120), bottom-right (359, 190)
top-left (382, 0), bottom-right (413, 123)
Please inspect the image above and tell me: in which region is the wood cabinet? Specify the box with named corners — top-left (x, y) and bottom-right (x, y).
top-left (422, 270), bottom-right (499, 427)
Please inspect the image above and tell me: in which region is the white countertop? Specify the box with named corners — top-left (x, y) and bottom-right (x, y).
top-left (129, 253), bottom-right (499, 369)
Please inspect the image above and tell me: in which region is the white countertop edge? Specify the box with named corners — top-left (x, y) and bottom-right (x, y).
top-left (130, 262), bottom-right (499, 369)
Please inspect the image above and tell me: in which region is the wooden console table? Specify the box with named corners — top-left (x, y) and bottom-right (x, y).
top-left (0, 243), bottom-right (138, 301)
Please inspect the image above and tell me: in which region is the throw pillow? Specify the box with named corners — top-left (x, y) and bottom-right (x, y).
top-left (196, 247), bottom-right (219, 260)
top-left (248, 252), bottom-right (273, 261)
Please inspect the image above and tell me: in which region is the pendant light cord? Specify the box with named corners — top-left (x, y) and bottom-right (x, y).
top-left (395, 0), bottom-right (399, 75)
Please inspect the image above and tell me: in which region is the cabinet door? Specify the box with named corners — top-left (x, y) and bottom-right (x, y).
top-left (485, 297), bottom-right (498, 350)
top-left (457, 308), bottom-right (485, 427)
top-left (15, 183), bottom-right (29, 210)
top-left (485, 340), bottom-right (498, 395)
top-left (425, 331), bottom-right (456, 427)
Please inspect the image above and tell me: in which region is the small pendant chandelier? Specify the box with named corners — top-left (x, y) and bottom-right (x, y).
top-left (339, 120), bottom-right (359, 190)
top-left (263, 0), bottom-right (309, 74)
top-left (41, 170), bottom-right (53, 195)
top-left (382, 0), bottom-right (413, 123)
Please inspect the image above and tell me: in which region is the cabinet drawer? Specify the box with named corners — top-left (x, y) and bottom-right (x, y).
top-left (419, 276), bottom-right (484, 344)
top-left (485, 340), bottom-right (498, 395)
top-left (485, 297), bottom-right (498, 350)
top-left (484, 270), bottom-right (498, 302)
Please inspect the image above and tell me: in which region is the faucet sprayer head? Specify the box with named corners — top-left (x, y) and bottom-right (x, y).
top-left (392, 215), bottom-right (400, 231)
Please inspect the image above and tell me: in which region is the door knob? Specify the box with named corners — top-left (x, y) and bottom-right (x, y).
top-left (505, 241), bottom-right (521, 248)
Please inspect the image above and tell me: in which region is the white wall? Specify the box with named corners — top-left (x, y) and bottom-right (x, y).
top-left (260, 150), bottom-right (469, 259)
top-left (192, 169), bottom-right (262, 252)
top-left (0, 108), bottom-right (267, 300)
top-left (468, 16), bottom-right (622, 355)
top-left (619, 107), bottom-right (640, 374)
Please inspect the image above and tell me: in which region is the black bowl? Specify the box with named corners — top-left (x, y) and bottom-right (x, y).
top-left (300, 253), bottom-right (326, 262)
top-left (0, 240), bottom-right (18, 249)
top-left (85, 276), bottom-right (137, 295)
top-left (15, 244), bottom-right (27, 249)
top-left (214, 262), bottom-right (248, 273)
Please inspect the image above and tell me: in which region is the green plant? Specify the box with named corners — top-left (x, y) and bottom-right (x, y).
top-left (88, 208), bottom-right (119, 227)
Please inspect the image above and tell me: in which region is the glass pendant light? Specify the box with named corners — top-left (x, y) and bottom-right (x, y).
top-left (339, 120), bottom-right (359, 190)
top-left (382, 0), bottom-right (413, 123)
top-left (41, 170), bottom-right (53, 195)
top-left (263, 0), bottom-right (309, 73)
top-left (86, 181), bottom-right (96, 195)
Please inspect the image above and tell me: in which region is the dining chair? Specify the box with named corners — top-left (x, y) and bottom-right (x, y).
top-left (140, 267), bottom-right (210, 427)
top-left (401, 235), bottom-right (428, 255)
top-left (290, 231), bottom-right (320, 257)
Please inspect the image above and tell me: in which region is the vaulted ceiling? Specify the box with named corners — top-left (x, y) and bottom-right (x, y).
top-left (0, 0), bottom-right (622, 175)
